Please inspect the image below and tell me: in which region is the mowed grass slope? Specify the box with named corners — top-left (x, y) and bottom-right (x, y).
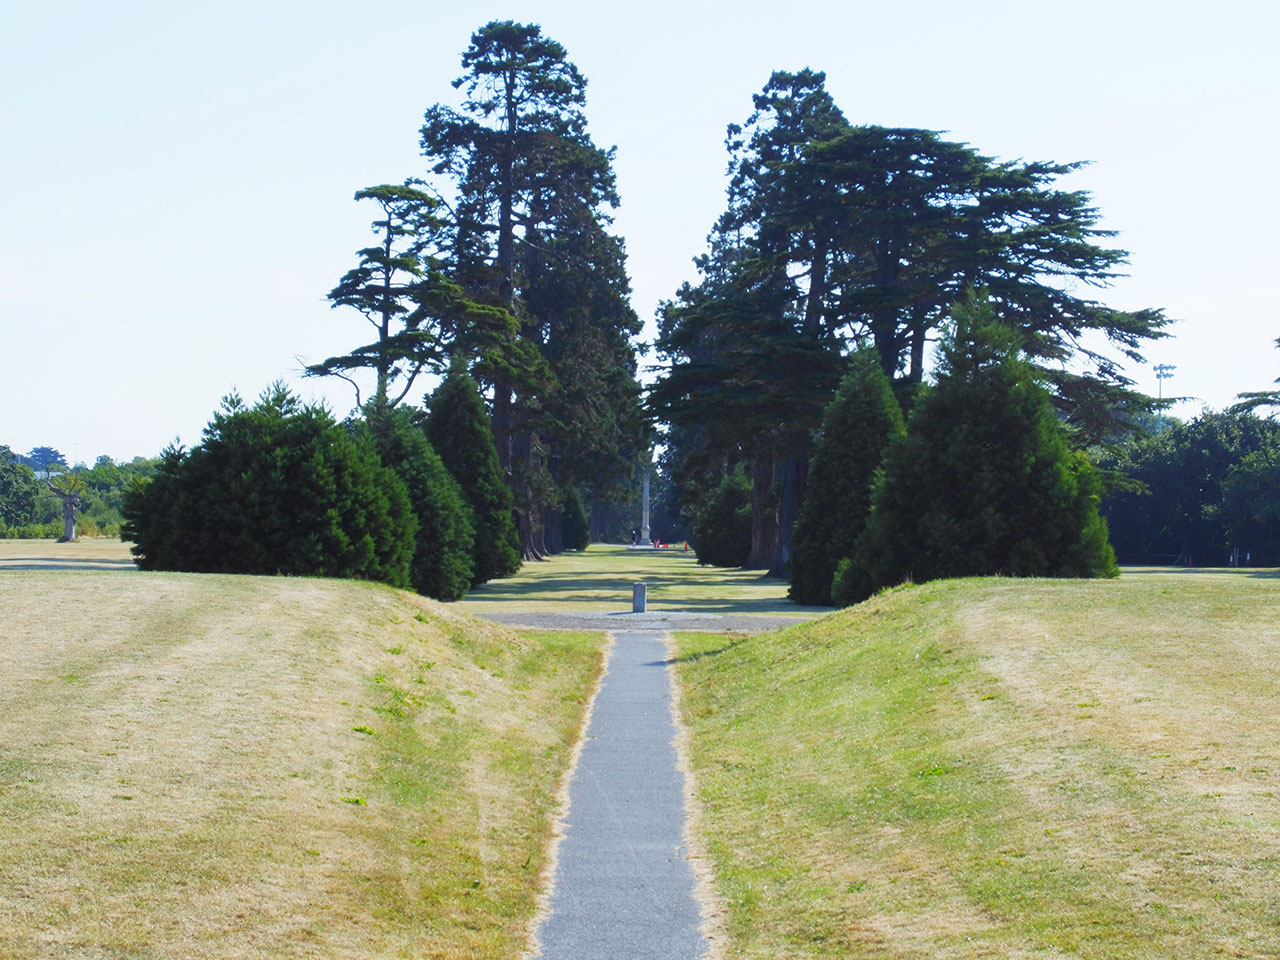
top-left (0, 569), bottom-right (602, 959)
top-left (675, 573), bottom-right (1280, 958)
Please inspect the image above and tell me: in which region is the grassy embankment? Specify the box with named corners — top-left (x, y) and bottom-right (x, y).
top-left (457, 541), bottom-right (825, 617)
top-left (0, 540), bottom-right (603, 959)
top-left (675, 571), bottom-right (1280, 958)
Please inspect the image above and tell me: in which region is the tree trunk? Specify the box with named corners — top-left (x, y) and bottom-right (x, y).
top-left (511, 430), bottom-right (546, 562)
top-left (43, 480), bottom-right (79, 543)
top-left (60, 498), bottom-right (77, 543)
top-left (744, 446), bottom-right (777, 570)
top-left (770, 452), bottom-right (807, 578)
top-left (543, 505), bottom-right (564, 555)
top-left (491, 381), bottom-right (514, 471)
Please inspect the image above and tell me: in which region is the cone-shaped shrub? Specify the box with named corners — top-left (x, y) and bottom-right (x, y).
top-left (840, 296), bottom-right (1117, 604)
top-left (789, 350), bottom-right (905, 605)
top-left (425, 369), bottom-right (521, 584)
top-left (362, 407), bottom-right (475, 600)
top-left (692, 468), bottom-right (752, 567)
top-left (124, 383), bottom-right (415, 588)
top-left (561, 486), bottom-right (591, 551)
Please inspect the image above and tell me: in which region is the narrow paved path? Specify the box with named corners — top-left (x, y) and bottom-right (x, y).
top-left (534, 630), bottom-right (707, 959)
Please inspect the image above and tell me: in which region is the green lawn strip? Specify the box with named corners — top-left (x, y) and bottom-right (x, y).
top-left (337, 626), bottom-right (604, 956)
top-left (457, 542), bottom-right (825, 616)
top-left (673, 575), bottom-right (1280, 958)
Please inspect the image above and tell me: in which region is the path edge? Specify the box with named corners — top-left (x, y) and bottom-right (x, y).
top-left (662, 631), bottom-right (730, 960)
top-left (521, 630), bottom-right (616, 959)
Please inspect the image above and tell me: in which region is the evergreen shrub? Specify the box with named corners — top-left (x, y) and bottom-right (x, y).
top-left (362, 407), bottom-right (475, 601)
top-left (561, 486), bottom-right (591, 551)
top-left (124, 384), bottom-right (415, 588)
top-left (789, 350), bottom-right (905, 605)
top-left (426, 370), bottom-right (521, 584)
top-left (841, 298), bottom-right (1117, 604)
top-left (692, 468), bottom-right (752, 567)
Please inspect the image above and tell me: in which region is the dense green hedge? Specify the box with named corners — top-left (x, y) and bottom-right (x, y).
top-left (124, 385), bottom-right (415, 589)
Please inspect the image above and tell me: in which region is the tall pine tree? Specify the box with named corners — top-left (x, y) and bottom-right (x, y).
top-left (421, 21), bottom-right (645, 558)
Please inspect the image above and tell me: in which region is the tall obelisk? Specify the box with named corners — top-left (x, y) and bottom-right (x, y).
top-left (640, 468), bottom-right (651, 545)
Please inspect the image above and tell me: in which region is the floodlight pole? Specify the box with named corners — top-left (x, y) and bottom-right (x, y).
top-left (1154, 364), bottom-right (1177, 433)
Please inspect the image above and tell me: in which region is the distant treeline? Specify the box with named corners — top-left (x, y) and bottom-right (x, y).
top-left (1097, 409), bottom-right (1280, 567)
top-left (0, 446), bottom-right (162, 539)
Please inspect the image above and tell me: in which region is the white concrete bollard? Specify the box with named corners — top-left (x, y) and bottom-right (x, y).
top-left (632, 582), bottom-right (647, 613)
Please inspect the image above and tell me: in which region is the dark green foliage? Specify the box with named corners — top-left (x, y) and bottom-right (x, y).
top-left (0, 446), bottom-right (39, 528)
top-left (421, 21), bottom-right (646, 558)
top-left (306, 183), bottom-right (516, 410)
top-left (654, 72), bottom-right (1169, 579)
top-left (425, 369), bottom-right (521, 583)
top-left (362, 407), bottom-right (475, 600)
top-left (561, 486), bottom-right (590, 551)
top-left (843, 297), bottom-right (1117, 604)
top-left (123, 384), bottom-right (415, 588)
top-left (692, 469), bottom-right (753, 567)
top-left (1098, 410), bottom-right (1280, 565)
top-left (24, 446), bottom-right (66, 475)
top-left (1222, 436), bottom-right (1280, 564)
top-left (789, 351), bottom-right (905, 605)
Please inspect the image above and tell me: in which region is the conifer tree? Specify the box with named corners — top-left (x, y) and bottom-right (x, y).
top-left (692, 468), bottom-right (753, 567)
top-left (425, 368), bottom-right (521, 584)
top-left (561, 486), bottom-right (590, 551)
top-left (840, 295), bottom-right (1117, 604)
top-left (789, 350), bottom-right (905, 605)
top-left (123, 384), bottom-right (415, 587)
top-left (362, 407), bottom-right (475, 600)
top-left (421, 21), bottom-right (644, 558)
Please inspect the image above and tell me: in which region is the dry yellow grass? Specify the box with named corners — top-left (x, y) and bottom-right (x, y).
top-left (0, 537), bottom-right (136, 570)
top-left (0, 568), bottom-right (602, 958)
top-left (674, 572), bottom-right (1280, 958)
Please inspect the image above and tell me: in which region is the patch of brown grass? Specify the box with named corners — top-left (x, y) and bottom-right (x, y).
top-left (0, 571), bottom-right (603, 958)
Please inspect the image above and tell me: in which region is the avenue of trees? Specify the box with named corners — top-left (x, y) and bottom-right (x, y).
top-left (654, 69), bottom-right (1173, 599)
top-left (35, 23), bottom-right (1278, 605)
top-left (307, 20), bottom-right (648, 562)
top-left (121, 21), bottom-right (639, 596)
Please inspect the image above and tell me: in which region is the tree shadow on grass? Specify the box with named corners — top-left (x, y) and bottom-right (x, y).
top-left (644, 637), bottom-right (749, 668)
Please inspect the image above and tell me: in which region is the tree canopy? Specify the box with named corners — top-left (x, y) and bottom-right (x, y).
top-left (654, 69), bottom-right (1168, 577)
top-left (420, 20), bottom-right (647, 557)
top-left (306, 182), bottom-right (516, 410)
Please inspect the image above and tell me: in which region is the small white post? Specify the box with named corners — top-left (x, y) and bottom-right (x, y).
top-left (632, 582), bottom-right (647, 613)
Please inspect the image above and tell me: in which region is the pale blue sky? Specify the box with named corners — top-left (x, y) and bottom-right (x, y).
top-left (2, 0), bottom-right (1276, 462)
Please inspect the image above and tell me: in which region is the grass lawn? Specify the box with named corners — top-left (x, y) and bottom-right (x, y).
top-left (674, 571), bottom-right (1280, 958)
top-left (457, 542), bottom-right (826, 617)
top-left (0, 565), bottom-right (603, 959)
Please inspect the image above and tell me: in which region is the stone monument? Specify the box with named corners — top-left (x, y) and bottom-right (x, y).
top-left (640, 468), bottom-right (651, 545)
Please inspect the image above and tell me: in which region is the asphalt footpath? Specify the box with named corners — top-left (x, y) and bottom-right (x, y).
top-left (533, 629), bottom-right (708, 959)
